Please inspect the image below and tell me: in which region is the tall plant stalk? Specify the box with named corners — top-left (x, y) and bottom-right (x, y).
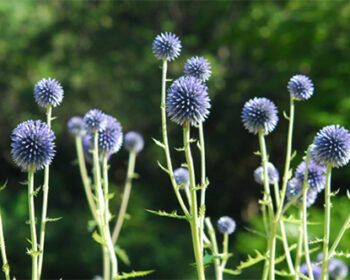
top-left (0, 212), bottom-right (10, 280)
top-left (205, 218), bottom-right (222, 280)
top-left (294, 205), bottom-right (303, 280)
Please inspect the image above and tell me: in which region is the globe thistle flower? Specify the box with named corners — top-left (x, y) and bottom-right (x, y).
top-left (152, 32), bottom-right (181, 61)
top-left (217, 216), bottom-right (236, 235)
top-left (34, 78), bottom-right (64, 108)
top-left (299, 263), bottom-right (321, 280)
top-left (11, 120), bottom-right (55, 172)
top-left (83, 109), bottom-right (107, 132)
top-left (167, 76), bottom-right (210, 126)
top-left (184, 56), bottom-right (211, 82)
top-left (241, 97), bottom-right (278, 135)
top-left (174, 167), bottom-right (190, 189)
top-left (295, 160), bottom-right (326, 192)
top-left (124, 131), bottom-right (144, 154)
top-left (98, 115), bottom-right (123, 154)
top-left (286, 178), bottom-right (318, 207)
top-left (311, 125), bottom-right (350, 168)
top-left (67, 116), bottom-right (86, 137)
top-left (287, 74), bottom-right (314, 101)
top-left (253, 162), bottom-right (279, 185)
top-left (328, 258), bottom-right (348, 279)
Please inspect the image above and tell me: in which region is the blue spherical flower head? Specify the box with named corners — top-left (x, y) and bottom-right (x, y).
top-left (288, 74), bottom-right (314, 101)
top-left (67, 116), bottom-right (86, 137)
top-left (241, 97), bottom-right (278, 135)
top-left (286, 178), bottom-right (318, 207)
top-left (11, 120), bottom-right (55, 172)
top-left (174, 167), bottom-right (190, 189)
top-left (152, 32), bottom-right (181, 61)
top-left (167, 76), bottom-right (211, 126)
top-left (300, 263), bottom-right (321, 280)
top-left (295, 160), bottom-right (326, 192)
top-left (328, 258), bottom-right (348, 279)
top-left (83, 109), bottom-right (107, 132)
top-left (98, 115), bottom-right (123, 154)
top-left (34, 78), bottom-right (64, 108)
top-left (124, 131), bottom-right (144, 154)
top-left (311, 125), bottom-right (350, 168)
top-left (254, 162), bottom-right (279, 185)
top-left (217, 216), bottom-right (236, 235)
top-left (184, 56), bottom-right (212, 82)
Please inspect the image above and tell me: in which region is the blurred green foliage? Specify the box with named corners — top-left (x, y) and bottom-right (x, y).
top-left (0, 1), bottom-right (349, 279)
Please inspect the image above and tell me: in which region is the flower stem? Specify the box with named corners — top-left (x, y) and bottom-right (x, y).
top-left (301, 148), bottom-right (313, 280)
top-left (0, 211), bottom-right (10, 280)
top-left (220, 233), bottom-right (229, 271)
top-left (28, 167), bottom-right (38, 280)
top-left (294, 205), bottom-right (303, 280)
top-left (258, 130), bottom-right (275, 280)
top-left (328, 214), bottom-right (350, 258)
top-left (102, 153), bottom-right (118, 279)
top-left (160, 59), bottom-right (189, 217)
top-left (75, 136), bottom-right (98, 221)
top-left (321, 164), bottom-right (332, 279)
top-left (112, 151), bottom-right (137, 244)
top-left (38, 105), bottom-right (52, 278)
top-left (183, 123), bottom-right (205, 280)
top-left (205, 218), bottom-right (221, 280)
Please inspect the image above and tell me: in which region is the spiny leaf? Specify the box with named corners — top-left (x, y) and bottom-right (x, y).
top-left (281, 214), bottom-right (320, 225)
top-left (230, 250), bottom-right (266, 273)
top-left (275, 244), bottom-right (297, 265)
top-left (296, 271), bottom-right (310, 280)
top-left (26, 248), bottom-right (42, 257)
top-left (157, 161), bottom-right (170, 174)
top-left (291, 150), bottom-right (297, 161)
top-left (199, 205), bottom-right (206, 218)
top-left (189, 138), bottom-right (197, 143)
top-left (180, 163), bottom-right (189, 168)
top-left (243, 226), bottom-right (267, 239)
top-left (275, 269), bottom-right (294, 277)
top-left (309, 238), bottom-right (323, 245)
top-left (0, 180), bottom-right (8, 192)
top-left (32, 186), bottom-right (41, 197)
top-left (222, 268), bottom-right (241, 275)
top-left (333, 250), bottom-right (350, 258)
top-left (203, 253), bottom-right (220, 266)
top-left (92, 231), bottom-right (107, 246)
top-left (152, 138), bottom-right (165, 149)
top-left (254, 151), bottom-right (261, 156)
top-left (196, 140), bottom-right (201, 151)
top-left (146, 209), bottom-right (189, 221)
top-left (115, 246), bottom-right (130, 266)
top-left (46, 217), bottom-right (63, 223)
top-left (174, 146), bottom-right (185, 152)
top-left (19, 180), bottom-right (28, 186)
top-left (115, 270), bottom-right (154, 279)
top-left (283, 110), bottom-right (290, 120)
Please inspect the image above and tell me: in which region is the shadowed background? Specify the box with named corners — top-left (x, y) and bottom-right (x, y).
top-left (0, 1), bottom-right (349, 279)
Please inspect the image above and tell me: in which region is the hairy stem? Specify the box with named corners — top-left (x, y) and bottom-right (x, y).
top-left (184, 123), bottom-right (205, 280)
top-left (0, 212), bottom-right (10, 280)
top-left (38, 105), bottom-right (52, 278)
top-left (205, 218), bottom-right (221, 280)
top-left (112, 151), bottom-right (137, 244)
top-left (321, 164), bottom-right (332, 279)
top-left (28, 167), bottom-right (38, 280)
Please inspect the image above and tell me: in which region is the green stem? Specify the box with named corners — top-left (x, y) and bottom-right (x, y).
top-left (294, 205), bottom-right (303, 280)
top-left (0, 212), bottom-right (10, 280)
top-left (160, 59), bottom-right (190, 217)
top-left (205, 218), bottom-right (221, 280)
top-left (301, 148), bottom-right (313, 280)
top-left (28, 167), bottom-right (38, 280)
top-left (75, 136), bottom-right (98, 221)
top-left (198, 122), bottom-right (207, 250)
top-left (258, 130), bottom-right (275, 280)
top-left (262, 257), bottom-right (269, 280)
top-left (38, 105), bottom-right (52, 278)
top-left (112, 151), bottom-right (137, 244)
top-left (183, 123), bottom-right (205, 280)
top-left (102, 154), bottom-right (118, 279)
top-left (321, 164), bottom-right (332, 279)
top-left (103, 247), bottom-right (110, 280)
top-left (220, 233), bottom-right (229, 271)
top-left (328, 214), bottom-right (350, 259)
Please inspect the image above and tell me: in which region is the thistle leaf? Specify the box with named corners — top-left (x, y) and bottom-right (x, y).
top-left (199, 205), bottom-right (206, 218)
top-left (92, 231), bottom-right (107, 246)
top-left (222, 268), bottom-right (241, 275)
top-left (174, 147), bottom-right (185, 152)
top-left (152, 138), bottom-right (165, 149)
top-left (230, 250), bottom-right (266, 273)
top-left (333, 250), bottom-right (350, 258)
top-left (283, 110), bottom-right (290, 120)
top-left (0, 180), bottom-right (8, 192)
top-left (275, 269), bottom-right (294, 277)
top-left (115, 270), bottom-right (154, 279)
top-left (46, 217), bottom-right (63, 223)
top-left (115, 246), bottom-right (130, 266)
top-left (157, 161), bottom-right (170, 175)
top-left (146, 209), bottom-right (190, 221)
top-left (203, 253), bottom-right (220, 266)
top-left (32, 186), bottom-right (41, 197)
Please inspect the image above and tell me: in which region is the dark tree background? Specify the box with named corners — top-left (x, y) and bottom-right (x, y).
top-left (0, 1), bottom-right (349, 279)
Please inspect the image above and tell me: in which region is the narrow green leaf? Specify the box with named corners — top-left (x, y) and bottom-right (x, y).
top-left (275, 269), bottom-right (294, 277)
top-left (283, 110), bottom-right (290, 120)
top-left (0, 180), bottom-right (8, 192)
top-left (146, 209), bottom-right (189, 221)
top-left (32, 186), bottom-right (41, 197)
top-left (203, 253), bottom-right (220, 266)
top-left (115, 270), bottom-right (154, 279)
top-left (92, 231), bottom-right (107, 246)
top-left (46, 217), bottom-right (63, 223)
top-left (174, 147), bottom-right (185, 152)
top-left (115, 246), bottom-right (130, 266)
top-left (157, 161), bottom-right (170, 175)
top-left (222, 268), bottom-right (241, 275)
top-left (152, 138), bottom-right (165, 149)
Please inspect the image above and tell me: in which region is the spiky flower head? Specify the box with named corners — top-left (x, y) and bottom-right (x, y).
top-left (311, 125), bottom-right (350, 168)
top-left (299, 263), bottom-right (321, 280)
top-left (152, 32), bottom-right (181, 61)
top-left (67, 116), bottom-right (86, 137)
top-left (11, 120), bottom-right (55, 172)
top-left (167, 76), bottom-right (211, 126)
top-left (184, 56), bottom-right (211, 82)
top-left (174, 167), bottom-right (190, 189)
top-left (83, 134), bottom-right (113, 164)
top-left (287, 74), bottom-right (314, 101)
top-left (253, 162), bottom-right (279, 185)
top-left (83, 109), bottom-right (107, 132)
top-left (241, 97), bottom-right (278, 135)
top-left (98, 115), bottom-right (123, 154)
top-left (34, 78), bottom-right (64, 108)
top-left (124, 131), bottom-right (144, 154)
top-left (328, 258), bottom-right (349, 279)
top-left (286, 178), bottom-right (318, 207)
top-left (295, 160), bottom-right (326, 192)
top-left (217, 216), bottom-right (236, 235)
